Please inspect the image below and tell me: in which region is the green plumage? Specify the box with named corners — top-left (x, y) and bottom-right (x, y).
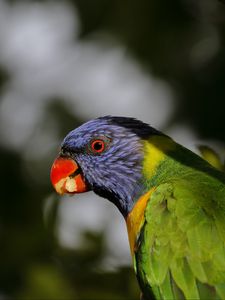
top-left (135, 139), bottom-right (225, 300)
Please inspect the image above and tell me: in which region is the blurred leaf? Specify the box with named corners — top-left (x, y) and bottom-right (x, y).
top-left (198, 145), bottom-right (225, 171)
top-left (18, 264), bottom-right (76, 300)
top-left (0, 66), bottom-right (10, 97)
top-left (45, 98), bottom-right (83, 139)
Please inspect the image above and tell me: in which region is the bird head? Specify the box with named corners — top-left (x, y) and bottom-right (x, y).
top-left (50, 116), bottom-right (162, 217)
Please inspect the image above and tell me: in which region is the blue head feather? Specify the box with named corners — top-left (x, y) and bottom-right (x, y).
top-left (61, 116), bottom-right (162, 217)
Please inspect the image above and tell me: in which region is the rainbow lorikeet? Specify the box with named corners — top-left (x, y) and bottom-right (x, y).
top-left (50, 116), bottom-right (225, 300)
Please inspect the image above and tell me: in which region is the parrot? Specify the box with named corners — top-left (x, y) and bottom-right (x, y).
top-left (50, 116), bottom-right (225, 300)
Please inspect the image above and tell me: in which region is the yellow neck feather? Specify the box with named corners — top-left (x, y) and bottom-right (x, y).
top-left (125, 135), bottom-right (175, 257)
top-left (142, 135), bottom-right (175, 179)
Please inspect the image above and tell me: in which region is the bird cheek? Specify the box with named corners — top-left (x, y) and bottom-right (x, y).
top-left (50, 157), bottom-right (88, 195)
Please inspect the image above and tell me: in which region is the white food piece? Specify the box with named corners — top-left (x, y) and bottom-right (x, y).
top-left (65, 177), bottom-right (77, 193)
top-left (55, 178), bottom-right (67, 195)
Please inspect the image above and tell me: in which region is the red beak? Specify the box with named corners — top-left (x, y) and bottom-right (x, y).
top-left (50, 157), bottom-right (88, 195)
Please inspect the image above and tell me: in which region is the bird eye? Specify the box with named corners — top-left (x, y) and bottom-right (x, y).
top-left (88, 137), bottom-right (111, 155)
top-left (91, 140), bottom-right (105, 153)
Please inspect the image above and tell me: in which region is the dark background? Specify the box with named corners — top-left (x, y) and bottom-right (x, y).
top-left (0, 0), bottom-right (225, 299)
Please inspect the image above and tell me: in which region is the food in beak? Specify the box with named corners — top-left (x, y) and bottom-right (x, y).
top-left (50, 157), bottom-right (88, 194)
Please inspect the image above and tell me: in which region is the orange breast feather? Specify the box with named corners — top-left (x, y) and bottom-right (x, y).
top-left (126, 188), bottom-right (155, 256)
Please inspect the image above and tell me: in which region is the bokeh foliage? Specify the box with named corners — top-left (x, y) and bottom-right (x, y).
top-left (74, 0), bottom-right (225, 141)
top-left (0, 0), bottom-right (225, 299)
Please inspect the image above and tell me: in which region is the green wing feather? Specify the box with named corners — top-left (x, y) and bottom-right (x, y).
top-left (135, 179), bottom-right (225, 300)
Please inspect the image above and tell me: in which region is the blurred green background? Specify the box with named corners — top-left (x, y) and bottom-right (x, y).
top-left (0, 0), bottom-right (225, 299)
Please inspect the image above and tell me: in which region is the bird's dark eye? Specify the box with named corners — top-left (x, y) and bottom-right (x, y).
top-left (88, 137), bottom-right (111, 155)
top-left (91, 140), bottom-right (105, 153)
